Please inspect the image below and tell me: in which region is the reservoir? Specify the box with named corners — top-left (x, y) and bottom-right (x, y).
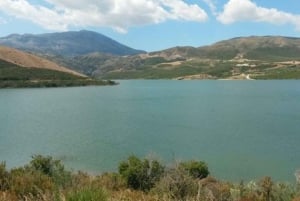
top-left (0, 80), bottom-right (299, 182)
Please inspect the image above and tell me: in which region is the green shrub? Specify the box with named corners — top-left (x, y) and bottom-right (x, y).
top-left (180, 160), bottom-right (209, 179)
top-left (29, 155), bottom-right (71, 187)
top-left (118, 155), bottom-right (164, 191)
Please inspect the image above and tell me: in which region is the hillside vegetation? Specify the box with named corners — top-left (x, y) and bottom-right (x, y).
top-left (49, 36), bottom-right (300, 80)
top-left (0, 155), bottom-right (299, 201)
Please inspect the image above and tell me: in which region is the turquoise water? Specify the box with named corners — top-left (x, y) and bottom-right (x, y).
top-left (0, 80), bottom-right (300, 182)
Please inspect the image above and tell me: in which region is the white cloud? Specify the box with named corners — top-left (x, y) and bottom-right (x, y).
top-left (0, 0), bottom-right (68, 30)
top-left (217, 0), bottom-right (300, 31)
top-left (160, 0), bottom-right (208, 21)
top-left (0, 0), bottom-right (208, 32)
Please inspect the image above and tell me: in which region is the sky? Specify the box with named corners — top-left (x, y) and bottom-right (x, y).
top-left (0, 0), bottom-right (300, 52)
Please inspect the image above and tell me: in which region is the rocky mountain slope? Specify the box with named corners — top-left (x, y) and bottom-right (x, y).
top-left (0, 30), bottom-right (145, 56)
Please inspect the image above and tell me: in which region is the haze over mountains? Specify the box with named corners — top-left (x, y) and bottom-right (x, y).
top-left (1, 30), bottom-right (300, 80)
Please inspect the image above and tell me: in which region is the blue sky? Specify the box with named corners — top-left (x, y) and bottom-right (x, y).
top-left (0, 0), bottom-right (300, 52)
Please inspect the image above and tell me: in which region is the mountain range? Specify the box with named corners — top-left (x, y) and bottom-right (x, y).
top-left (1, 31), bottom-right (300, 80)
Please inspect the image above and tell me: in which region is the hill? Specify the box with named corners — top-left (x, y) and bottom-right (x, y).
top-left (0, 30), bottom-right (145, 56)
top-left (64, 36), bottom-right (300, 79)
top-left (198, 36), bottom-right (300, 61)
top-left (0, 46), bottom-right (84, 77)
top-left (0, 46), bottom-right (115, 88)
top-left (147, 36), bottom-right (300, 61)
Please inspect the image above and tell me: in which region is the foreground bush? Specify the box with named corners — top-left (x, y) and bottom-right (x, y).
top-left (0, 155), bottom-right (300, 201)
top-left (180, 160), bottom-right (209, 179)
top-left (0, 155), bottom-right (72, 200)
top-left (29, 155), bottom-right (71, 187)
top-left (154, 164), bottom-right (199, 200)
top-left (118, 155), bottom-right (165, 191)
top-left (9, 167), bottom-right (54, 198)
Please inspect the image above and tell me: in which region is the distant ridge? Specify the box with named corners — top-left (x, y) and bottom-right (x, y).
top-left (59, 35), bottom-right (300, 79)
top-left (147, 35), bottom-right (300, 60)
top-left (0, 30), bottom-right (145, 56)
top-left (199, 35), bottom-right (300, 60)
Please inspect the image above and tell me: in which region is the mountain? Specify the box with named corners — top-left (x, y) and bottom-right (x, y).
top-left (0, 46), bottom-right (115, 88)
top-left (64, 36), bottom-right (299, 79)
top-left (0, 30), bottom-right (145, 56)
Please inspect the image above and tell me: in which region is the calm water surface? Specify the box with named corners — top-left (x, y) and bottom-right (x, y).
top-left (0, 80), bottom-right (299, 182)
